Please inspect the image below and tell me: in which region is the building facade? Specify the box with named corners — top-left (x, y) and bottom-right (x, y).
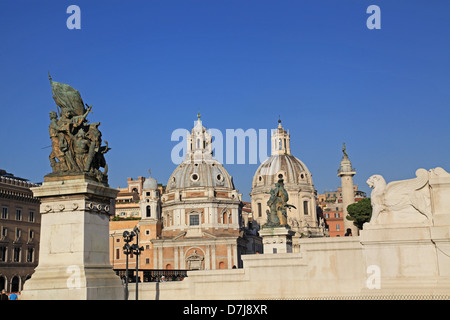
top-left (0, 171), bottom-right (41, 293)
top-left (318, 185), bottom-right (367, 236)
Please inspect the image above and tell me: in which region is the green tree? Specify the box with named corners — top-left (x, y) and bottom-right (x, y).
top-left (346, 198), bottom-right (372, 229)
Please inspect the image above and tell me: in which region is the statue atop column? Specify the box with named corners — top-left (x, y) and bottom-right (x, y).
top-left (342, 142), bottom-right (348, 160)
top-left (263, 179), bottom-right (296, 228)
top-left (46, 74), bottom-right (110, 184)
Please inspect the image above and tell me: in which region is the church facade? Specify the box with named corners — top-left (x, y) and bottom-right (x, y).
top-left (250, 120), bottom-right (325, 250)
top-left (152, 115), bottom-right (261, 269)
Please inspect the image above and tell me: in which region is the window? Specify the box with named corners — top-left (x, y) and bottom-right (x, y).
top-left (222, 212), bottom-right (228, 224)
top-left (189, 214), bottom-right (200, 226)
top-left (29, 211), bottom-right (35, 222)
top-left (29, 229), bottom-right (35, 241)
top-left (27, 248), bottom-right (34, 262)
top-left (1, 207), bottom-right (7, 219)
top-left (335, 213), bottom-right (340, 218)
top-left (15, 209), bottom-right (22, 221)
top-left (15, 228), bottom-right (21, 241)
top-left (325, 213), bottom-right (329, 219)
top-left (116, 248), bottom-right (120, 260)
top-left (1, 227), bottom-right (7, 239)
top-left (13, 247), bottom-right (21, 262)
top-left (146, 206), bottom-right (151, 218)
top-left (257, 203), bottom-right (262, 217)
top-left (0, 246), bottom-right (6, 262)
top-left (303, 201), bottom-right (309, 215)
top-left (336, 224), bottom-right (340, 231)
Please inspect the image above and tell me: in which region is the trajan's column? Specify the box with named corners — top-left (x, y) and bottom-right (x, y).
top-left (337, 143), bottom-right (358, 236)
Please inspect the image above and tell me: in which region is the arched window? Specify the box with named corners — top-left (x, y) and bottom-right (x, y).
top-left (146, 206), bottom-right (151, 218)
top-left (11, 275), bottom-right (20, 292)
top-left (223, 212), bottom-right (228, 224)
top-left (197, 139), bottom-right (201, 149)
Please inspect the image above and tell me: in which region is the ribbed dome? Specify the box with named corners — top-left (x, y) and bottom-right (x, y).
top-left (166, 115), bottom-right (235, 191)
top-left (252, 154), bottom-right (313, 188)
top-left (252, 120), bottom-right (314, 189)
top-left (167, 159), bottom-right (234, 191)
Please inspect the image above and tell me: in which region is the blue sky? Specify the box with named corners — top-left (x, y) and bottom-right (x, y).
top-left (1, 0), bottom-right (449, 201)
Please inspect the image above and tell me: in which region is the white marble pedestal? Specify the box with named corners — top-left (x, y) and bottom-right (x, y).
top-left (21, 176), bottom-right (123, 300)
top-left (260, 226), bottom-right (295, 254)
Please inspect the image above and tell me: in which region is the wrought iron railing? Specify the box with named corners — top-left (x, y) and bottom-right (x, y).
top-left (114, 269), bottom-right (188, 282)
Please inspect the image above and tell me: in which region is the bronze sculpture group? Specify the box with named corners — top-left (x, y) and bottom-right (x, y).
top-left (47, 75), bottom-right (110, 184)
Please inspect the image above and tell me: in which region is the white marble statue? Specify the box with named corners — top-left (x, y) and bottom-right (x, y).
top-left (366, 168), bottom-right (432, 226)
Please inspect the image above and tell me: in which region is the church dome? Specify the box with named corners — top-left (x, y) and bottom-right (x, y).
top-left (166, 114), bottom-right (235, 192)
top-left (252, 153), bottom-right (313, 188)
top-left (143, 171), bottom-right (158, 190)
top-left (252, 120), bottom-right (313, 189)
top-left (167, 160), bottom-right (234, 191)
top-left (143, 177), bottom-right (158, 190)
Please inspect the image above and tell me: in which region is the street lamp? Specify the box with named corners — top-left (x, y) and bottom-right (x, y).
top-left (122, 230), bottom-right (135, 300)
top-left (132, 226), bottom-right (144, 301)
